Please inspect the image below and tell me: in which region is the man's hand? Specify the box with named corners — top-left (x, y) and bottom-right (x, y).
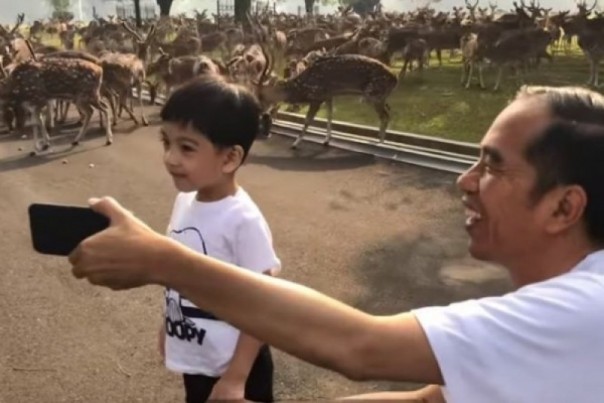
top-left (208, 377), bottom-right (248, 402)
top-left (69, 196), bottom-right (166, 290)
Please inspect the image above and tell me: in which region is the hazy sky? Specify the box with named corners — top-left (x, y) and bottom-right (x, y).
top-left (0, 0), bottom-right (587, 24)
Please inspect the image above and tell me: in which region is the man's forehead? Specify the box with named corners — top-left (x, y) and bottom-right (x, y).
top-left (481, 98), bottom-right (552, 152)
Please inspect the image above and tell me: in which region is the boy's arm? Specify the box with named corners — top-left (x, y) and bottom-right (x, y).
top-left (220, 332), bottom-right (264, 382)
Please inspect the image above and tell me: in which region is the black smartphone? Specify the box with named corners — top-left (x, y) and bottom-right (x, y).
top-left (28, 203), bottom-right (110, 256)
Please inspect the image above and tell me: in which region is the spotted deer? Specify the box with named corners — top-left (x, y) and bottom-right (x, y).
top-left (146, 50), bottom-right (224, 100)
top-left (1, 43), bottom-right (112, 155)
top-left (255, 46), bottom-right (398, 149)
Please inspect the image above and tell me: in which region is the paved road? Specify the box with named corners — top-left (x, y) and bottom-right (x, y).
top-left (0, 108), bottom-right (512, 402)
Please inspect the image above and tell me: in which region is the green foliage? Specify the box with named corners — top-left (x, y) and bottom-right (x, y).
top-left (47, 0), bottom-right (70, 12)
top-left (52, 10), bottom-right (74, 21)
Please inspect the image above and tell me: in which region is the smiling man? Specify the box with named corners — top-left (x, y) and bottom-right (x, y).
top-left (68, 85), bottom-right (604, 403)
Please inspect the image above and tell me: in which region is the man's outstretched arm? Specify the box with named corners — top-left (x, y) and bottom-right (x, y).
top-left (70, 197), bottom-right (443, 385)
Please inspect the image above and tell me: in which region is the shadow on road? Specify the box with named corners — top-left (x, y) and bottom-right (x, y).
top-left (0, 126), bottom-right (113, 173)
top-left (0, 143), bottom-right (108, 173)
top-left (248, 137), bottom-right (376, 172)
top-left (347, 217), bottom-right (513, 392)
top-left (352, 232), bottom-right (512, 314)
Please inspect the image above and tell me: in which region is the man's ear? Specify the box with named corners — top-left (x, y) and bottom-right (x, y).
top-left (544, 185), bottom-right (587, 235)
top-left (222, 145), bottom-right (245, 174)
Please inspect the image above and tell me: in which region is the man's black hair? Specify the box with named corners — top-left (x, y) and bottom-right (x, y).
top-left (160, 76), bottom-right (261, 160)
top-left (516, 86), bottom-right (604, 244)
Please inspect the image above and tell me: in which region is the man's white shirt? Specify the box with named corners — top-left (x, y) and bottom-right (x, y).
top-left (414, 250), bottom-right (604, 403)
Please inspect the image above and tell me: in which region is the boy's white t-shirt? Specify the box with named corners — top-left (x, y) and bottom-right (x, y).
top-left (163, 188), bottom-right (281, 376)
top-left (413, 249), bottom-right (604, 403)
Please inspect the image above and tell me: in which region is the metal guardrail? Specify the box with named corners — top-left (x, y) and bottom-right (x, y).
top-left (275, 111), bottom-right (480, 158)
top-left (141, 90), bottom-right (478, 174)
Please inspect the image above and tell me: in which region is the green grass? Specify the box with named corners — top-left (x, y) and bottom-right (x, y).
top-left (33, 29), bottom-right (596, 143)
top-left (304, 47), bottom-right (594, 144)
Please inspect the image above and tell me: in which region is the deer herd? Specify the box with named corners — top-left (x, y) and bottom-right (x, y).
top-left (0, 0), bottom-right (603, 155)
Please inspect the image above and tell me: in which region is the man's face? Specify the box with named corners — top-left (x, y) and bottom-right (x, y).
top-left (457, 97), bottom-right (554, 266)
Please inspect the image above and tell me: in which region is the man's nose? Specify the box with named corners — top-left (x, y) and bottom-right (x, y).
top-left (456, 162), bottom-right (480, 194)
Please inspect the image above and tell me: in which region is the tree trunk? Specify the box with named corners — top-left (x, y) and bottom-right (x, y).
top-left (234, 0), bottom-right (252, 24)
top-left (156, 0), bottom-right (173, 17)
top-left (305, 0), bottom-right (315, 14)
top-left (133, 0), bottom-right (142, 27)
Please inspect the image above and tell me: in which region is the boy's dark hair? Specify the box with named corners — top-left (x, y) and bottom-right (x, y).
top-left (517, 86), bottom-right (604, 245)
top-left (160, 75), bottom-right (261, 160)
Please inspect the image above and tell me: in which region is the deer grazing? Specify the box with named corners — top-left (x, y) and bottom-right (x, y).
top-left (254, 46), bottom-right (398, 149)
top-left (572, 0), bottom-right (604, 86)
top-left (1, 42), bottom-right (112, 156)
top-left (146, 50), bottom-right (224, 100)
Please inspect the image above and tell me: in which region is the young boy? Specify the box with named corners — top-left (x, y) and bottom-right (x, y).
top-left (158, 76), bottom-right (281, 403)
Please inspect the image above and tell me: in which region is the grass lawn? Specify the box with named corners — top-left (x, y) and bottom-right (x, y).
top-left (306, 47), bottom-right (595, 144)
top-left (35, 30), bottom-right (596, 144)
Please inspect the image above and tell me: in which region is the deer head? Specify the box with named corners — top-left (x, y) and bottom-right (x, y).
top-left (0, 13), bottom-right (25, 53)
top-left (576, 0), bottom-right (598, 15)
top-left (121, 21), bottom-right (157, 63)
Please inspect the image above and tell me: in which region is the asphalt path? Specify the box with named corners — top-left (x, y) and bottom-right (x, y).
top-left (0, 107), bottom-right (512, 402)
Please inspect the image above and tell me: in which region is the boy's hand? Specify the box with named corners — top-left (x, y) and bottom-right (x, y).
top-left (158, 324), bottom-right (165, 361)
top-left (208, 377), bottom-right (248, 402)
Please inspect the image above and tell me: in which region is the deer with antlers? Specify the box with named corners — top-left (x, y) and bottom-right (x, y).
top-left (572, 0), bottom-right (604, 86)
top-left (245, 14), bottom-right (397, 148)
top-left (255, 48), bottom-right (398, 148)
top-left (0, 13), bottom-right (24, 53)
top-left (146, 49), bottom-right (225, 101)
top-left (0, 42), bottom-right (112, 156)
top-left (100, 21), bottom-right (157, 126)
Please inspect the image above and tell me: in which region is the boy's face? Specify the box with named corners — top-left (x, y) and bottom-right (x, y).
top-left (160, 122), bottom-right (235, 193)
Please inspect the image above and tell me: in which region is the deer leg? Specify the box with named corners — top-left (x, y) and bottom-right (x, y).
top-left (292, 101), bottom-right (321, 149)
top-left (464, 61), bottom-right (474, 89)
top-left (371, 101), bottom-right (390, 143)
top-left (118, 89), bottom-right (139, 125)
top-left (399, 58), bottom-right (409, 80)
top-left (112, 93), bottom-right (120, 127)
top-left (106, 92), bottom-right (118, 127)
top-left (71, 102), bottom-right (94, 147)
top-left (493, 65), bottom-right (503, 91)
top-left (56, 100), bottom-right (64, 124)
top-left (14, 104), bottom-right (27, 133)
top-left (29, 105), bottom-right (51, 156)
top-left (3, 105), bottom-right (15, 133)
top-left (51, 100), bottom-right (58, 125)
top-left (437, 48), bottom-right (442, 68)
top-left (62, 101), bottom-right (68, 119)
top-left (148, 82), bottom-right (157, 105)
top-left (137, 81), bottom-right (149, 126)
top-left (477, 62), bottom-right (485, 89)
top-left (460, 60), bottom-right (468, 86)
top-left (588, 58), bottom-right (595, 86)
top-left (95, 98), bottom-right (113, 146)
top-left (324, 98), bottom-right (333, 146)
top-left (60, 101), bottom-right (71, 123)
top-left (45, 101), bottom-right (54, 132)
